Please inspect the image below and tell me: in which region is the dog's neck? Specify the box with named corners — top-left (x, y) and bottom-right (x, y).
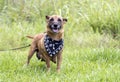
top-left (46, 30), bottom-right (64, 41)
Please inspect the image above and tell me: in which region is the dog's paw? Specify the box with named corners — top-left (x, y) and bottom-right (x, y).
top-left (22, 63), bottom-right (29, 68)
top-left (46, 68), bottom-right (51, 73)
top-left (57, 69), bottom-right (60, 73)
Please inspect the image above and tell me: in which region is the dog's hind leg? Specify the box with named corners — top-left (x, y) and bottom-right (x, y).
top-left (27, 43), bottom-right (36, 65)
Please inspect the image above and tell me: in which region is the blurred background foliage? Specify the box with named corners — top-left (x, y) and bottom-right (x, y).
top-left (0, 0), bottom-right (120, 49)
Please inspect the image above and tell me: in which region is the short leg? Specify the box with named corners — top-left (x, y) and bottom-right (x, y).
top-left (57, 52), bottom-right (62, 73)
top-left (46, 59), bottom-right (51, 72)
top-left (26, 44), bottom-right (36, 65)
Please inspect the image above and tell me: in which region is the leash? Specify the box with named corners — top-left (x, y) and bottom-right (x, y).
top-left (0, 44), bottom-right (31, 52)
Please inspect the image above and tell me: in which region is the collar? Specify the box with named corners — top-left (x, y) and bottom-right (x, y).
top-left (44, 35), bottom-right (64, 57)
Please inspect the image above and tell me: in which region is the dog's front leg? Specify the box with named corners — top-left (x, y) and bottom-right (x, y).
top-left (57, 52), bottom-right (62, 73)
top-left (46, 58), bottom-right (51, 72)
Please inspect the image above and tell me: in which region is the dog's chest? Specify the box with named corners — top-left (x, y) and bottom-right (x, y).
top-left (44, 35), bottom-right (63, 57)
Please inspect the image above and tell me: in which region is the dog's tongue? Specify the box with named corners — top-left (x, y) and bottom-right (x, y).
top-left (53, 29), bottom-right (59, 33)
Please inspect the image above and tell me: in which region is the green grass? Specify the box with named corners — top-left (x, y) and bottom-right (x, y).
top-left (0, 0), bottom-right (120, 82)
top-left (0, 47), bottom-right (120, 82)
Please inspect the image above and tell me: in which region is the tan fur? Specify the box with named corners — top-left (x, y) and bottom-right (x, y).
top-left (26, 15), bottom-right (67, 72)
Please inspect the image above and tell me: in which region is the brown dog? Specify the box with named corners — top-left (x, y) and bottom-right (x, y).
top-left (26, 15), bottom-right (67, 72)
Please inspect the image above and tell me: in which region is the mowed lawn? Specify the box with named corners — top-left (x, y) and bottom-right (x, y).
top-left (0, 41), bottom-right (120, 82)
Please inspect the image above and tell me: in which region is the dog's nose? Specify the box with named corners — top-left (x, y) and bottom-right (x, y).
top-left (54, 24), bottom-right (58, 27)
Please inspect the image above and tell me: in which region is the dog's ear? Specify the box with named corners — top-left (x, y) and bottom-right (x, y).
top-left (46, 15), bottom-right (50, 20)
top-left (63, 18), bottom-right (67, 24)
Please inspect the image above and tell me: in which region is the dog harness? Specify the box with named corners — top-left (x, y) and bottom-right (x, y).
top-left (44, 35), bottom-right (64, 57)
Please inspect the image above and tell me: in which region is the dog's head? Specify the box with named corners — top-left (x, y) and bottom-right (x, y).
top-left (46, 15), bottom-right (67, 33)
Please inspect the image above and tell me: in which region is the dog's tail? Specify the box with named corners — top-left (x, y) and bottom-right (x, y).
top-left (26, 36), bottom-right (34, 39)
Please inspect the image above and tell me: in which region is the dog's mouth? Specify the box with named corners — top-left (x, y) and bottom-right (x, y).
top-left (50, 24), bottom-right (61, 33)
top-left (52, 28), bottom-right (59, 33)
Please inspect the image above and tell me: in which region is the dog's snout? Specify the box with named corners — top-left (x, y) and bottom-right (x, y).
top-left (54, 24), bottom-right (58, 27)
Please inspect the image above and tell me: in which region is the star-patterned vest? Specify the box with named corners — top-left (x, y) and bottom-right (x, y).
top-left (44, 35), bottom-right (64, 57)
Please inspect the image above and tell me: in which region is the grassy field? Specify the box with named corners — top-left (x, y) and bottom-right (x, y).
top-left (0, 0), bottom-right (120, 82)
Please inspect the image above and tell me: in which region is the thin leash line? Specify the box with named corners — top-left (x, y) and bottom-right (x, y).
top-left (0, 44), bottom-right (31, 52)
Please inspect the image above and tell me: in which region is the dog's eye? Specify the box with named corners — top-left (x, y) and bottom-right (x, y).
top-left (50, 18), bottom-right (54, 21)
top-left (58, 18), bottom-right (61, 22)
